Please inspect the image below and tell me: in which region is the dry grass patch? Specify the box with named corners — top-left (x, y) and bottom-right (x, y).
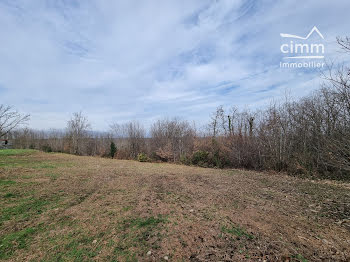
top-left (0, 150), bottom-right (349, 261)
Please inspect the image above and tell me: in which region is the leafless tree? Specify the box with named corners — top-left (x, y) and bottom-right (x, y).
top-left (125, 121), bottom-right (146, 158)
top-left (66, 112), bottom-right (91, 155)
top-left (110, 121), bottom-right (145, 159)
top-left (337, 36), bottom-right (350, 52)
top-left (0, 105), bottom-right (30, 138)
top-left (209, 106), bottom-right (226, 137)
top-left (4, 36), bottom-right (350, 180)
top-left (151, 118), bottom-right (195, 162)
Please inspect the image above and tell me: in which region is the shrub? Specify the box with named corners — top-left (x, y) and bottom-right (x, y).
top-left (42, 145), bottom-right (52, 153)
top-left (213, 152), bottom-right (222, 168)
top-left (191, 150), bottom-right (210, 167)
top-left (180, 154), bottom-right (191, 165)
top-left (137, 153), bottom-right (150, 162)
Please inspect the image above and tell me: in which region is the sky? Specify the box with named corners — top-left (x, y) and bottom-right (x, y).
top-left (0, 0), bottom-right (349, 130)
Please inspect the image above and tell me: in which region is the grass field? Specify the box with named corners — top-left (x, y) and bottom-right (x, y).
top-left (0, 150), bottom-right (349, 261)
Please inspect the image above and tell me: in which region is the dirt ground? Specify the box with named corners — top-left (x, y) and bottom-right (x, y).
top-left (0, 150), bottom-right (349, 261)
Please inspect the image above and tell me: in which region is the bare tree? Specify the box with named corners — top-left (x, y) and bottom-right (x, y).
top-left (0, 105), bottom-right (30, 138)
top-left (337, 36), bottom-right (350, 52)
top-left (151, 118), bottom-right (195, 162)
top-left (125, 121), bottom-right (145, 158)
top-left (110, 121), bottom-right (145, 159)
top-left (67, 112), bottom-right (91, 155)
top-left (209, 106), bottom-right (226, 137)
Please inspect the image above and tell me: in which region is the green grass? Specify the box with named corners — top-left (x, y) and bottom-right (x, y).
top-left (0, 149), bottom-right (37, 156)
top-left (0, 192), bottom-right (62, 226)
top-left (3, 192), bottom-right (17, 198)
top-left (122, 206), bottom-right (133, 212)
top-left (45, 173), bottom-right (59, 181)
top-left (0, 197), bottom-right (50, 224)
top-left (0, 149), bottom-right (59, 170)
top-left (123, 216), bottom-right (166, 228)
top-left (52, 235), bottom-right (100, 261)
top-left (221, 224), bottom-right (254, 240)
top-left (33, 163), bottom-right (57, 169)
top-left (292, 253), bottom-right (308, 262)
top-left (0, 158), bottom-right (58, 169)
top-left (111, 216), bottom-right (166, 261)
top-left (0, 150), bottom-right (66, 260)
top-left (0, 227), bottom-right (37, 259)
top-left (0, 180), bottom-right (16, 186)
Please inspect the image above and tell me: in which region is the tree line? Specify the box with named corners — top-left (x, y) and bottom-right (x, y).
top-left (2, 37), bottom-right (350, 180)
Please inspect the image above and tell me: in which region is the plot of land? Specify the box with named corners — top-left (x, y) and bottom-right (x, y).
top-left (0, 150), bottom-right (349, 261)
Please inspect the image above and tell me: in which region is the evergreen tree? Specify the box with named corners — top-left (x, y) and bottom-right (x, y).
top-left (110, 141), bottom-right (117, 158)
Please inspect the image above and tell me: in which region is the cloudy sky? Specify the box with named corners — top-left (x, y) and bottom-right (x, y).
top-left (1, 0), bottom-right (349, 130)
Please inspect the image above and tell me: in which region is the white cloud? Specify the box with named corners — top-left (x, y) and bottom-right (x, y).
top-left (0, 0), bottom-right (349, 130)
